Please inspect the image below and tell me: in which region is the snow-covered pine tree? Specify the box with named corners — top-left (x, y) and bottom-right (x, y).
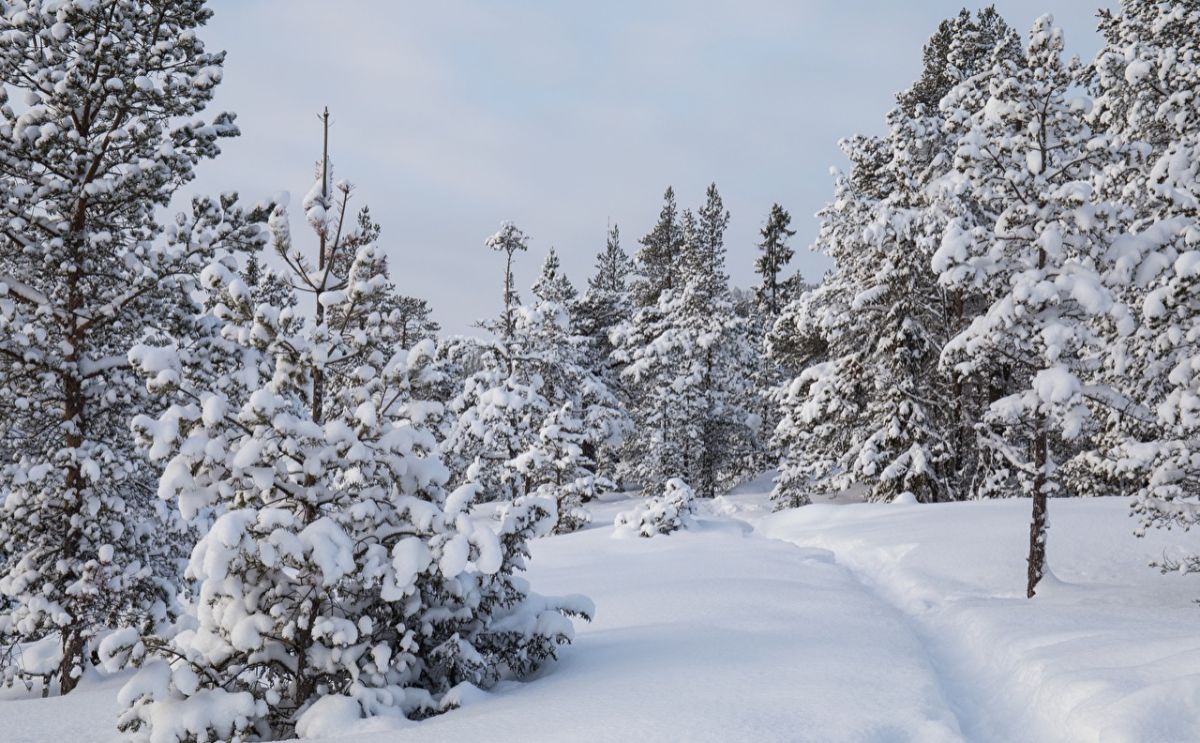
top-left (613, 478), bottom-right (696, 538)
top-left (768, 8), bottom-right (1026, 509)
top-left (753, 204), bottom-right (798, 317)
top-left (389, 295), bottom-right (440, 349)
top-left (444, 248), bottom-right (626, 507)
top-left (933, 16), bottom-right (1128, 597)
top-left (509, 401), bottom-right (609, 534)
top-left (531, 246), bottom-right (577, 305)
top-left (442, 348), bottom-right (550, 503)
top-left (572, 224), bottom-right (634, 483)
top-left (1087, 0), bottom-right (1200, 571)
top-left (630, 187), bottom-right (686, 306)
top-left (0, 0), bottom-right (260, 694)
top-left (614, 185), bottom-right (755, 498)
top-left (486, 221), bottom-right (530, 341)
top-left (441, 234), bottom-right (548, 503)
top-left (118, 127), bottom-right (590, 741)
top-left (896, 6), bottom-right (1023, 117)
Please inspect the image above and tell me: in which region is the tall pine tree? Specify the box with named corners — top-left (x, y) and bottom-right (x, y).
top-left (0, 0), bottom-right (261, 694)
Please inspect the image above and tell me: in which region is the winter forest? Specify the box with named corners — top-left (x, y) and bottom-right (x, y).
top-left (1, 0), bottom-right (1200, 741)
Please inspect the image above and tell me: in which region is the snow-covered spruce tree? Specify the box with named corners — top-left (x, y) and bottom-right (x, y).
top-left (0, 0), bottom-right (254, 694)
top-left (572, 224), bottom-right (634, 483)
top-left (767, 8), bottom-right (1026, 509)
top-left (768, 133), bottom-right (957, 506)
top-left (933, 17), bottom-right (1128, 597)
top-left (445, 250), bottom-right (627, 508)
top-left (533, 255), bottom-right (630, 478)
top-left (767, 137), bottom-right (889, 508)
top-left (614, 185), bottom-right (756, 498)
top-left (118, 141), bottom-right (590, 741)
top-left (688, 184), bottom-right (758, 496)
top-left (744, 203), bottom-right (798, 473)
top-left (520, 250), bottom-right (627, 490)
top-left (753, 203), bottom-right (798, 317)
top-left (508, 401), bottom-right (609, 534)
top-left (1086, 0), bottom-right (1200, 571)
top-left (531, 246), bottom-right (577, 305)
top-left (630, 186), bottom-right (686, 306)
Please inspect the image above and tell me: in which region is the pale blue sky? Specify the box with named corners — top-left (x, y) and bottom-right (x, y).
top-left (194, 1), bottom-right (1111, 334)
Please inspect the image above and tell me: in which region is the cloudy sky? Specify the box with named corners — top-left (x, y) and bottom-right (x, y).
top-left (192, 0), bottom-right (1112, 334)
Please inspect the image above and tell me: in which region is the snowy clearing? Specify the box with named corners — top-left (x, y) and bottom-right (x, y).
top-left (3, 489), bottom-right (1198, 743)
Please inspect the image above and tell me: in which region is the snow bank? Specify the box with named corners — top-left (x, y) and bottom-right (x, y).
top-left (3, 494), bottom-right (1198, 743)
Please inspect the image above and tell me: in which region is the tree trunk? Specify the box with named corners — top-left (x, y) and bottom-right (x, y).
top-left (1026, 425), bottom-right (1049, 598)
top-left (58, 629), bottom-right (86, 695)
top-left (59, 235), bottom-right (87, 695)
top-left (503, 251), bottom-right (515, 342)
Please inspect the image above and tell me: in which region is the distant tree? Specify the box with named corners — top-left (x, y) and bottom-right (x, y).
top-left (486, 222), bottom-right (530, 340)
top-left (446, 251), bottom-right (627, 505)
top-left (615, 185), bottom-right (755, 497)
top-left (573, 224), bottom-right (635, 483)
top-left (631, 187), bottom-right (686, 306)
top-left (532, 247), bottom-right (578, 305)
top-left (590, 223), bottom-right (634, 294)
top-left (753, 203), bottom-right (798, 317)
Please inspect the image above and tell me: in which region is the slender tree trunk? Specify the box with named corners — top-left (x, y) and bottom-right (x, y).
top-left (1026, 422), bottom-right (1049, 598)
top-left (59, 232), bottom-right (87, 696)
top-left (311, 108), bottom-right (331, 424)
top-left (1027, 244), bottom-right (1051, 599)
top-left (58, 628), bottom-right (86, 695)
top-left (503, 251), bottom-right (514, 341)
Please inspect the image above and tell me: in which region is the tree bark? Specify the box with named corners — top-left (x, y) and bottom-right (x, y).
top-left (1026, 424), bottom-right (1049, 598)
top-left (58, 628), bottom-right (86, 695)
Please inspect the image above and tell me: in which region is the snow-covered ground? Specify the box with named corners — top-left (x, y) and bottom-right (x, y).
top-left (4, 486), bottom-right (1199, 742)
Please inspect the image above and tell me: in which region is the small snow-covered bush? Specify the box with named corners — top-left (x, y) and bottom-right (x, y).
top-left (614, 479), bottom-right (696, 538)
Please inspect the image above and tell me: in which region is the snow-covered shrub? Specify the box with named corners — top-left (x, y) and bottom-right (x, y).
top-left (614, 479), bottom-right (697, 538)
top-left (117, 150), bottom-right (591, 741)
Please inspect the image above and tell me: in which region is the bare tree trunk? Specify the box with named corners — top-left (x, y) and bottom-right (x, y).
top-left (503, 250), bottom-right (515, 341)
top-left (1026, 423), bottom-right (1049, 598)
top-left (58, 628), bottom-right (86, 695)
top-left (59, 227), bottom-right (87, 695)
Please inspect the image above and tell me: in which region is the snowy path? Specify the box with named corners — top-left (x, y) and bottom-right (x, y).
top-left (749, 511), bottom-right (1022, 743)
top-left (755, 498), bottom-right (1200, 743)
top-left (350, 502), bottom-right (968, 743)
